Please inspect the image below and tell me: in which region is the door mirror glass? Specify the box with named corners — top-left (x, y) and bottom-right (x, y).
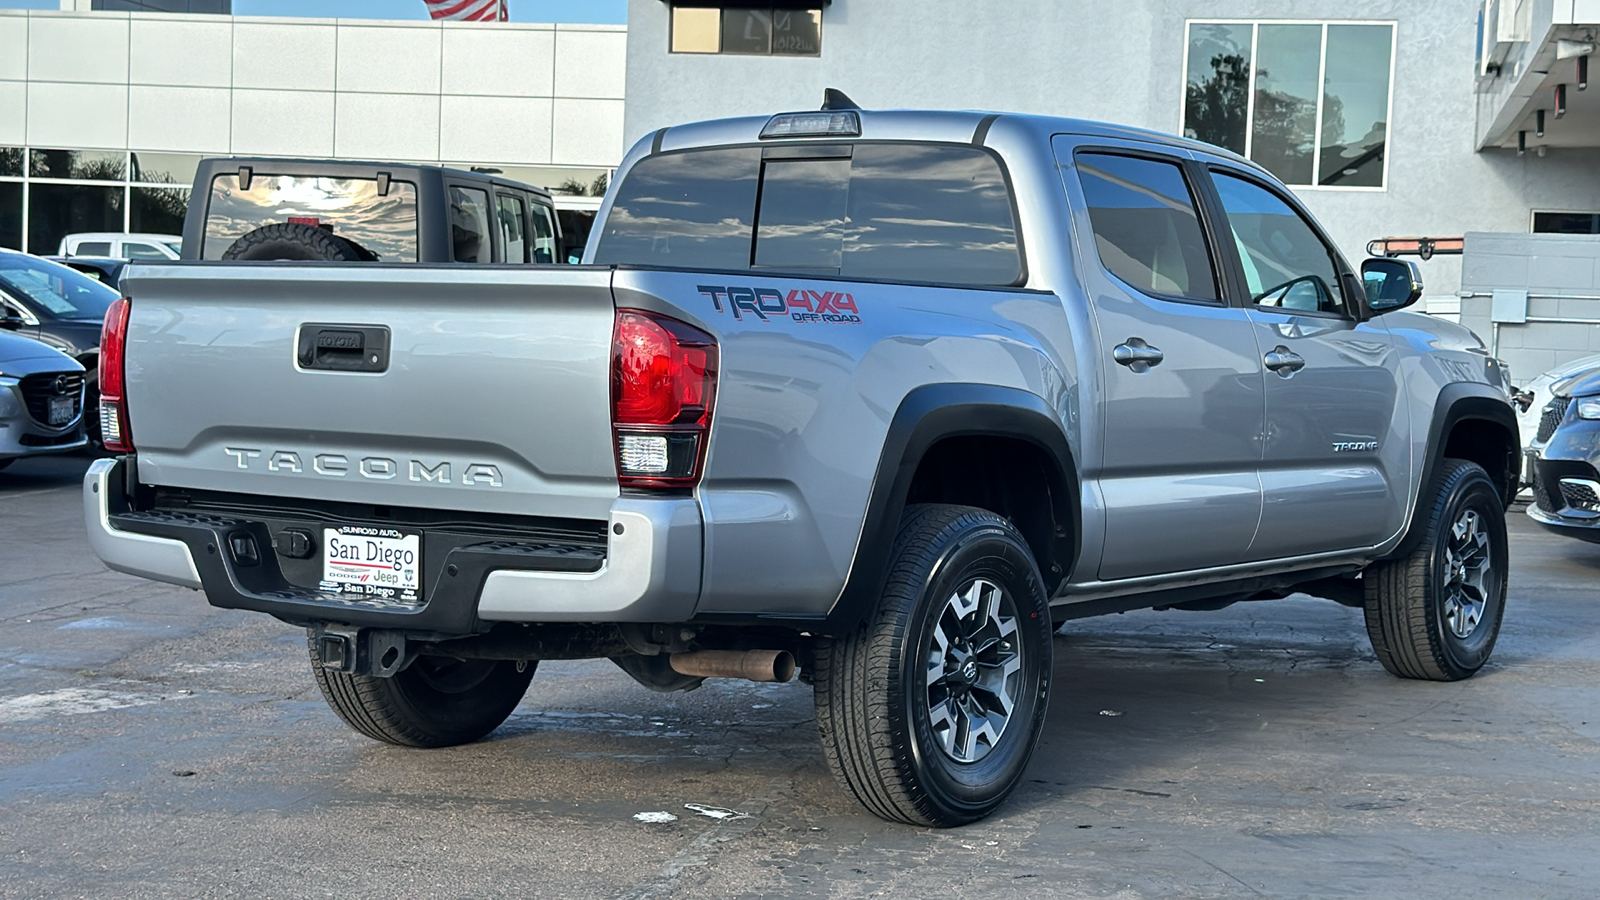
top-left (1360, 257), bottom-right (1423, 312)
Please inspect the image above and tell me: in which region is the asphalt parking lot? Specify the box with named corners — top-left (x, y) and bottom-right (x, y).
top-left (2, 453), bottom-right (1599, 899)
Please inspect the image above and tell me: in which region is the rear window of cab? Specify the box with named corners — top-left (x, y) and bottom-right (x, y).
top-left (593, 143), bottom-right (1022, 287)
top-left (203, 174), bottom-right (420, 262)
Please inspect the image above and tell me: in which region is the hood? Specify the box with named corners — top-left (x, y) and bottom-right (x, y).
top-left (1555, 368), bottom-right (1600, 400)
top-left (0, 331), bottom-right (82, 376)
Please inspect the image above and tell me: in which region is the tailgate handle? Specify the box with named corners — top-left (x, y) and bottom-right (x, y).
top-left (298, 324), bottom-right (390, 373)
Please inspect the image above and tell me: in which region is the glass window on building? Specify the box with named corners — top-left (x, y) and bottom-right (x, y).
top-left (0, 182), bottom-right (20, 251)
top-left (203, 175), bottom-right (418, 261)
top-left (130, 152), bottom-right (202, 187)
top-left (29, 149), bottom-right (126, 181)
top-left (669, 5), bottom-right (821, 56)
top-left (131, 187), bottom-right (189, 239)
top-left (28, 184), bottom-right (123, 256)
top-left (1533, 211), bottom-right (1600, 234)
top-left (1183, 21), bottom-right (1394, 189)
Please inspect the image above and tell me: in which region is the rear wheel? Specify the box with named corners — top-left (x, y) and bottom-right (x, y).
top-left (308, 636), bottom-right (535, 748)
top-left (813, 504), bottom-right (1053, 827)
top-left (1364, 458), bottom-right (1508, 681)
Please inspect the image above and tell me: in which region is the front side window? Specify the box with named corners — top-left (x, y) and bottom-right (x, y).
top-left (448, 186), bottom-right (492, 263)
top-left (203, 175), bottom-right (418, 261)
top-left (670, 6), bottom-right (821, 56)
top-left (596, 143), bottom-right (1021, 287)
top-left (1183, 21), bottom-right (1394, 188)
top-left (1212, 171), bottom-right (1346, 314)
top-left (1076, 153), bottom-right (1218, 302)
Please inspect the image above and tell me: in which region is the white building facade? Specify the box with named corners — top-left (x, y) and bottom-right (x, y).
top-left (0, 8), bottom-right (625, 253)
top-left (622, 0), bottom-right (1600, 342)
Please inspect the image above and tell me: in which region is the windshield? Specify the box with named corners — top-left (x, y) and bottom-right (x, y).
top-left (0, 253), bottom-right (119, 320)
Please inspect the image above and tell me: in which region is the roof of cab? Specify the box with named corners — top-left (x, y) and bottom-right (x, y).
top-left (648, 107), bottom-right (1260, 171)
top-left (195, 156), bottom-right (555, 199)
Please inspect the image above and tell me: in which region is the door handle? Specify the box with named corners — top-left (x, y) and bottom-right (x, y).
top-left (1112, 337), bottom-right (1164, 373)
top-left (298, 324), bottom-right (390, 372)
top-left (1264, 346), bottom-right (1305, 376)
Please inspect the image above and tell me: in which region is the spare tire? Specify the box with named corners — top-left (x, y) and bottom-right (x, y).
top-left (221, 222), bottom-right (365, 262)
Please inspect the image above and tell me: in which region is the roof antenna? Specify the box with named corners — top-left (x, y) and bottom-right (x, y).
top-left (821, 88), bottom-right (860, 111)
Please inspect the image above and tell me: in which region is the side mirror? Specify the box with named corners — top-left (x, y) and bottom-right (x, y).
top-left (0, 312), bottom-right (25, 331)
top-left (1360, 257), bottom-right (1424, 315)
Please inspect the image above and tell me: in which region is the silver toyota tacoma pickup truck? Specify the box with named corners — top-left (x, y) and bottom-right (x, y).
top-left (85, 102), bottom-right (1519, 827)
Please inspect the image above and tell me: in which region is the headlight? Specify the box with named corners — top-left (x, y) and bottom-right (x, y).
top-left (1578, 397), bottom-right (1600, 420)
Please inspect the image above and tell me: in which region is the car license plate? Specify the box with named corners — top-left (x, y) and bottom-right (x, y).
top-left (48, 395), bottom-right (74, 425)
top-left (320, 526), bottom-right (423, 603)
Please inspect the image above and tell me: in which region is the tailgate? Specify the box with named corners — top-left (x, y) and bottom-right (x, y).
top-left (120, 263), bottom-right (619, 521)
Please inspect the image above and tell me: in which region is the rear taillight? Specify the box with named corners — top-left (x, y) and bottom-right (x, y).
top-left (99, 297), bottom-right (132, 452)
top-left (611, 309), bottom-right (717, 489)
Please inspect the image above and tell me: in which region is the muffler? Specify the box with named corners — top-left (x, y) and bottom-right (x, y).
top-left (668, 649), bottom-right (795, 683)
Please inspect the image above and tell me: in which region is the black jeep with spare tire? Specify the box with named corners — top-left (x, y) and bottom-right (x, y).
top-left (180, 157), bottom-right (568, 265)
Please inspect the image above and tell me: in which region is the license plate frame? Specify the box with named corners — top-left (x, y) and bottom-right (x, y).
top-left (48, 395), bottom-right (74, 426)
top-left (320, 525), bottom-right (423, 603)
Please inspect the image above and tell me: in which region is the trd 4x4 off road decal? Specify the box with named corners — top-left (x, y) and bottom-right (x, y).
top-left (697, 285), bottom-right (862, 324)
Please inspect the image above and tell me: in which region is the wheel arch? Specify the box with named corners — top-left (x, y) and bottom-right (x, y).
top-left (823, 384), bottom-right (1080, 634)
top-left (1384, 383), bottom-right (1519, 561)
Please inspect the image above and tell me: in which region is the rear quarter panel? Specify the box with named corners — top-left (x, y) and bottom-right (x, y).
top-left (613, 268), bottom-right (1080, 617)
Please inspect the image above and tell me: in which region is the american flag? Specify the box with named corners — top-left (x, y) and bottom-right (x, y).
top-left (424, 0), bottom-right (508, 21)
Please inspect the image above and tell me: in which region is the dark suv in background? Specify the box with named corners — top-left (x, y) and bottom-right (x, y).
top-left (181, 158), bottom-right (570, 265)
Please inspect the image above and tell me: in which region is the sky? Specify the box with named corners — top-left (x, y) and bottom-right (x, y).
top-left (0, 0), bottom-right (626, 24)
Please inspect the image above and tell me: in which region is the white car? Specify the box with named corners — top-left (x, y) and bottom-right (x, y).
top-left (57, 232), bottom-right (181, 260)
top-left (1517, 352), bottom-right (1600, 485)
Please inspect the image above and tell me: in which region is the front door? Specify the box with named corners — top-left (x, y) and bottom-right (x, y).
top-left (1056, 139), bottom-right (1266, 581)
top-left (1204, 168), bottom-right (1409, 559)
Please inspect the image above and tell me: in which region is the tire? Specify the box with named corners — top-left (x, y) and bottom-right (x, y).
top-left (1364, 458), bottom-right (1508, 681)
top-left (222, 222), bottom-right (365, 262)
top-left (812, 504), bottom-right (1053, 827)
top-left (308, 637), bottom-right (536, 748)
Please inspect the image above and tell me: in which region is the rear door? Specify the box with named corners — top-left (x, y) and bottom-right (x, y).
top-left (1201, 164), bottom-right (1409, 558)
top-left (1056, 137), bottom-right (1266, 580)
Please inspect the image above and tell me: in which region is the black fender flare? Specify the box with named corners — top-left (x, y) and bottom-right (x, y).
top-left (1385, 382), bottom-right (1519, 560)
top-left (822, 383), bottom-right (1081, 634)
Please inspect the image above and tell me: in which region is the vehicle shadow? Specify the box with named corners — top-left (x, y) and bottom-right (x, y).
top-left (0, 453), bottom-right (94, 492)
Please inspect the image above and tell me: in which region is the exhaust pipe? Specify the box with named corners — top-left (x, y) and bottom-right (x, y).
top-left (669, 649), bottom-right (795, 683)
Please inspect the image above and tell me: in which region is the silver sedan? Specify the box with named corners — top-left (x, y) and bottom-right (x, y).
top-left (0, 330), bottom-right (87, 470)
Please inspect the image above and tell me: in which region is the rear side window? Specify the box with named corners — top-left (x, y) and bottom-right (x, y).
top-left (496, 192), bottom-right (528, 263)
top-left (204, 175), bottom-right (418, 261)
top-left (449, 186), bottom-right (492, 263)
top-left (74, 241), bottom-right (112, 256)
top-left (595, 143), bottom-right (1022, 286)
top-left (123, 242), bottom-right (169, 260)
top-left (1075, 153), bottom-right (1218, 302)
